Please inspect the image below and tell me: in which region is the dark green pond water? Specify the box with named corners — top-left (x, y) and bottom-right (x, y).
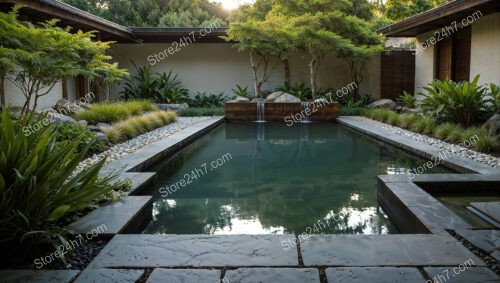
top-left (142, 122), bottom-right (451, 235)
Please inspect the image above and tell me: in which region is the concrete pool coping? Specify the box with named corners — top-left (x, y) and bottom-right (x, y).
top-left (53, 116), bottom-right (500, 282)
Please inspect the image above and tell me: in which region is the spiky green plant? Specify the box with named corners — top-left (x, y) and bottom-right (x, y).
top-left (0, 110), bottom-right (117, 262)
top-left (103, 127), bottom-right (122, 143)
top-left (398, 114), bottom-right (420, 129)
top-left (434, 123), bottom-right (455, 140)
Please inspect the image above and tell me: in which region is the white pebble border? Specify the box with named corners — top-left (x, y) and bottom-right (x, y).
top-left (351, 116), bottom-right (499, 169)
top-left (77, 117), bottom-right (213, 172)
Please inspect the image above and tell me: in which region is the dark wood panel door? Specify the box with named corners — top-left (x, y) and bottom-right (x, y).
top-left (453, 27), bottom-right (471, 82)
top-left (437, 37), bottom-right (453, 81)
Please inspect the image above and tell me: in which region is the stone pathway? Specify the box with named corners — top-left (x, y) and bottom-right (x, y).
top-left (350, 116), bottom-right (499, 168)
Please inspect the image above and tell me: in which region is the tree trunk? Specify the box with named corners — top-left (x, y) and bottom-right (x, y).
top-left (309, 55), bottom-right (319, 100)
top-left (249, 52), bottom-right (260, 98)
top-left (284, 59), bottom-right (291, 85)
top-left (0, 77), bottom-right (4, 107)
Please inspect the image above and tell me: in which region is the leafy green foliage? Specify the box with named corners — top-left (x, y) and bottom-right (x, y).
top-left (120, 63), bottom-right (189, 104)
top-left (75, 100), bottom-right (157, 124)
top-left (53, 124), bottom-right (105, 155)
top-left (231, 84), bottom-right (251, 98)
top-left (339, 107), bottom-right (365, 116)
top-left (63, 0), bottom-right (228, 27)
top-left (188, 92), bottom-right (228, 108)
top-left (0, 110), bottom-right (118, 262)
top-left (277, 82), bottom-right (312, 101)
top-left (0, 7), bottom-right (128, 114)
top-left (398, 91), bottom-right (417, 108)
top-left (419, 75), bottom-right (494, 127)
top-left (178, 107), bottom-right (225, 117)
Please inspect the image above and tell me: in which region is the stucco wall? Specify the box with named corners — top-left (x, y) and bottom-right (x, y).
top-left (109, 43), bottom-right (381, 99)
top-left (470, 12), bottom-right (500, 85)
top-left (414, 12), bottom-right (500, 95)
top-left (3, 79), bottom-right (63, 110)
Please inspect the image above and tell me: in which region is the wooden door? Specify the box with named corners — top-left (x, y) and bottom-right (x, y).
top-left (453, 27), bottom-right (471, 82)
top-left (437, 37), bottom-right (453, 81)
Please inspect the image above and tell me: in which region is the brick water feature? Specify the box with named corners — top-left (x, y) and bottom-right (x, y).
top-left (224, 102), bottom-right (340, 121)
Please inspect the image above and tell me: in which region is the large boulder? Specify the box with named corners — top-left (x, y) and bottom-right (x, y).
top-left (227, 96), bottom-right (250, 103)
top-left (157, 103), bottom-right (189, 112)
top-left (50, 113), bottom-right (78, 126)
top-left (264, 91), bottom-right (284, 102)
top-left (367, 99), bottom-right (397, 110)
top-left (485, 114), bottom-right (500, 137)
top-left (54, 99), bottom-right (84, 115)
top-left (251, 98), bottom-right (264, 102)
top-left (275, 93), bottom-right (301, 103)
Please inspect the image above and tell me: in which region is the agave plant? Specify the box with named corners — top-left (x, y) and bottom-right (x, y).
top-left (0, 110), bottom-right (118, 262)
top-left (419, 75), bottom-right (493, 127)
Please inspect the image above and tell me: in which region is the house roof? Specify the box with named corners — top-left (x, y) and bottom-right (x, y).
top-left (0, 0), bottom-right (228, 43)
top-left (377, 0), bottom-right (500, 37)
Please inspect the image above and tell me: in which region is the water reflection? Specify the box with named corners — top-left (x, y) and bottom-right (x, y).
top-left (143, 122), bottom-right (451, 235)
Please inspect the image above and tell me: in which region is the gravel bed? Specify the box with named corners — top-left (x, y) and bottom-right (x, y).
top-left (350, 116), bottom-right (499, 168)
top-left (77, 117), bottom-right (212, 171)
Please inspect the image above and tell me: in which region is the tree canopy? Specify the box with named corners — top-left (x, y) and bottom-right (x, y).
top-left (0, 6), bottom-right (128, 114)
top-left (62, 0), bottom-right (228, 27)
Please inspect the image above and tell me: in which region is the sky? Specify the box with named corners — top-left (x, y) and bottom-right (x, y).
top-left (212, 0), bottom-right (255, 10)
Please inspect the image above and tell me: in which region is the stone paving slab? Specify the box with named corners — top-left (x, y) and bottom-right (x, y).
top-left (223, 268), bottom-right (320, 283)
top-left (146, 269), bottom-right (220, 283)
top-left (0, 270), bottom-right (79, 283)
top-left (424, 267), bottom-right (500, 283)
top-left (300, 235), bottom-right (483, 266)
top-left (88, 235), bottom-right (298, 268)
top-left (471, 202), bottom-right (500, 224)
top-left (73, 269), bottom-right (143, 283)
top-left (325, 267), bottom-right (425, 283)
top-left (67, 196), bottom-right (151, 234)
top-left (455, 229), bottom-right (500, 253)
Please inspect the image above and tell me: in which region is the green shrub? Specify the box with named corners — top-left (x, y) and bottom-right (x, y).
top-left (120, 63), bottom-right (189, 103)
top-left (398, 114), bottom-right (419, 129)
top-left (179, 107), bottom-right (225, 117)
top-left (103, 127), bottom-right (122, 143)
top-left (340, 107), bottom-right (364, 116)
top-left (446, 126), bottom-right (464, 143)
top-left (419, 75), bottom-right (493, 127)
top-left (75, 100), bottom-right (157, 124)
top-left (188, 92), bottom-right (228, 108)
top-left (371, 109), bottom-right (392, 122)
top-left (460, 126), bottom-right (486, 143)
top-left (434, 123), bottom-right (455, 140)
top-left (422, 117), bottom-right (437, 134)
top-left (473, 133), bottom-right (498, 153)
top-left (386, 111), bottom-right (400, 125)
top-left (53, 123), bottom-right (105, 155)
top-left (397, 91), bottom-right (417, 108)
top-left (106, 111), bottom-right (177, 143)
top-left (0, 111), bottom-right (118, 262)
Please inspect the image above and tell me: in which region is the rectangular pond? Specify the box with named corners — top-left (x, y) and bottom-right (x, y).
top-left (139, 122), bottom-right (452, 235)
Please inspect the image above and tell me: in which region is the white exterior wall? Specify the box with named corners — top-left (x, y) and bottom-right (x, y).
top-left (109, 43), bottom-right (381, 99)
top-left (414, 12), bottom-right (500, 95)
top-left (470, 12), bottom-right (500, 85)
top-left (3, 79), bottom-right (63, 110)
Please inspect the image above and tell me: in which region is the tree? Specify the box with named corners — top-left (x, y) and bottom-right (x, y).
top-left (0, 7), bottom-right (128, 114)
top-left (384, 0), bottom-right (445, 22)
top-left (223, 20), bottom-right (279, 98)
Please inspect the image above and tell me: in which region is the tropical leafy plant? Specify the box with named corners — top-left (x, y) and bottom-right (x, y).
top-left (419, 75), bottom-right (493, 127)
top-left (231, 84), bottom-right (251, 98)
top-left (53, 124), bottom-right (106, 155)
top-left (188, 92), bottom-right (228, 108)
top-left (398, 91), bottom-right (417, 108)
top-left (120, 63), bottom-right (188, 103)
top-left (0, 110), bottom-right (118, 262)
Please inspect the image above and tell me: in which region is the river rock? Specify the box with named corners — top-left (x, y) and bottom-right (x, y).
top-left (227, 96), bottom-right (250, 103)
top-left (51, 113), bottom-right (78, 126)
top-left (264, 91), bottom-right (284, 102)
top-left (485, 114), bottom-right (500, 137)
top-left (157, 103), bottom-right (189, 112)
top-left (275, 93), bottom-right (301, 103)
top-left (367, 99), bottom-right (397, 110)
